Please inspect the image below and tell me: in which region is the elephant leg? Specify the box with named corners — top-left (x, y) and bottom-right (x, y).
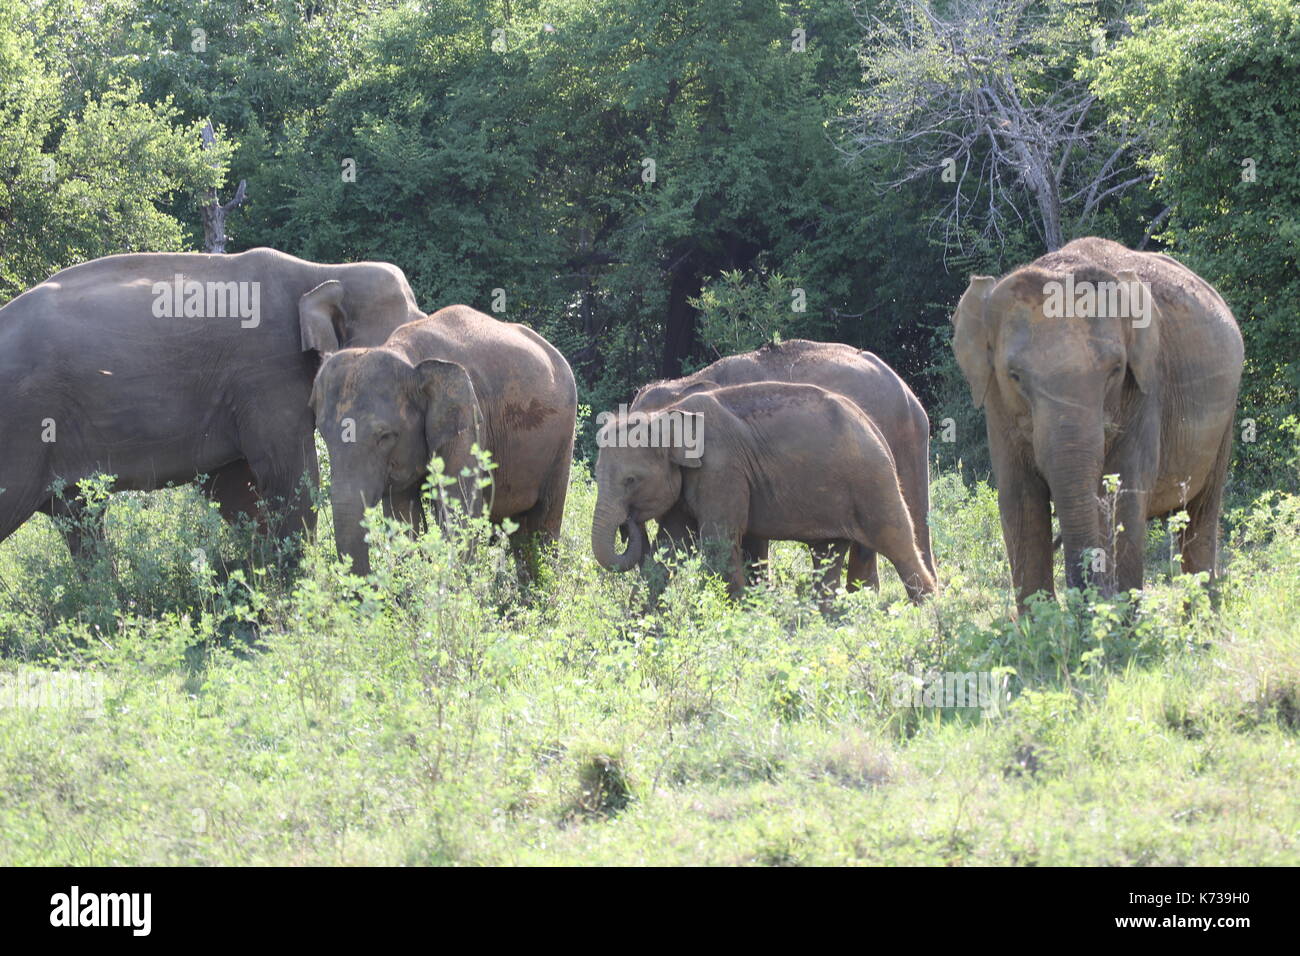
top-left (200, 460), bottom-right (265, 531)
top-left (993, 443), bottom-right (1055, 612)
top-left (808, 541), bottom-right (847, 599)
top-left (696, 486), bottom-right (748, 597)
top-left (506, 527), bottom-right (540, 584)
top-left (40, 490), bottom-right (106, 561)
top-left (898, 420), bottom-right (937, 578)
top-left (743, 535), bottom-right (770, 586)
top-left (845, 542), bottom-right (879, 592)
top-left (1181, 496), bottom-right (1222, 580)
top-left (382, 484), bottom-right (425, 537)
top-left (638, 508), bottom-right (693, 601)
top-left (1112, 485), bottom-right (1150, 594)
top-left (653, 507), bottom-right (695, 562)
top-left (864, 522), bottom-right (934, 605)
top-left (534, 435), bottom-right (573, 546)
top-left (508, 511), bottom-right (547, 586)
top-left (239, 421), bottom-right (319, 547)
top-left (431, 435), bottom-right (488, 523)
top-left (506, 443), bottom-right (575, 584)
top-left (1000, 480), bottom-right (1054, 611)
top-left (1180, 425), bottom-right (1233, 581)
top-left (700, 524), bottom-right (745, 597)
top-left (0, 440), bottom-right (64, 548)
top-left (1100, 409), bottom-right (1161, 595)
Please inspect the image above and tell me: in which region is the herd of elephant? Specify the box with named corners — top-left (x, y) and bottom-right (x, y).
top-left (0, 237), bottom-right (1243, 612)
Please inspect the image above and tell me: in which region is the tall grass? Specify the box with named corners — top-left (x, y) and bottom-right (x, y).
top-left (0, 463), bottom-right (1296, 865)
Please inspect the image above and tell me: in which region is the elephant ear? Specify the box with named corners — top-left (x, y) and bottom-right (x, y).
top-left (1117, 269), bottom-right (1161, 394)
top-left (299, 280), bottom-right (348, 355)
top-left (952, 275), bottom-right (998, 408)
top-left (666, 411), bottom-right (705, 469)
top-left (415, 358), bottom-right (483, 468)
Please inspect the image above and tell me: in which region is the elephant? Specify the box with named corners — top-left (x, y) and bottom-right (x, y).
top-left (0, 247), bottom-right (425, 555)
top-left (592, 381), bottom-right (936, 603)
top-left (626, 339), bottom-right (934, 592)
top-left (951, 236), bottom-right (1243, 611)
top-left (308, 304), bottom-right (577, 576)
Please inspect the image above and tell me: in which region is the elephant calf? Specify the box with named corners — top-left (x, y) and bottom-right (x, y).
top-left (309, 305), bottom-right (577, 575)
top-left (629, 339), bottom-right (934, 591)
top-left (592, 382), bottom-right (936, 603)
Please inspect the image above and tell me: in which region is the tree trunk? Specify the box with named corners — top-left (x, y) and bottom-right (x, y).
top-left (200, 121), bottom-right (246, 254)
top-left (661, 253), bottom-right (701, 378)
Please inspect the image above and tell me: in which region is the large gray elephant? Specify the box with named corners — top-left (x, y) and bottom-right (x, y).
top-left (592, 382), bottom-right (935, 603)
top-left (626, 339), bottom-right (934, 590)
top-left (951, 237), bottom-right (1243, 610)
top-left (308, 305), bottom-right (577, 576)
top-left (0, 248), bottom-right (424, 553)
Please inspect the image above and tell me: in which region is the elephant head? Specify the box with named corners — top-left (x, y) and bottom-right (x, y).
top-left (310, 348), bottom-right (482, 574)
top-left (591, 411), bottom-right (702, 572)
top-left (624, 378), bottom-right (720, 559)
top-left (297, 263), bottom-right (423, 355)
top-left (952, 266), bottom-right (1161, 591)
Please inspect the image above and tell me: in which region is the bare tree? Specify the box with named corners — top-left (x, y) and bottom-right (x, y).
top-left (842, 0), bottom-right (1148, 253)
top-left (200, 121), bottom-right (246, 254)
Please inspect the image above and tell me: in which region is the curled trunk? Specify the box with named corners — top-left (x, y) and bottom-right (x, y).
top-left (592, 499), bottom-right (643, 572)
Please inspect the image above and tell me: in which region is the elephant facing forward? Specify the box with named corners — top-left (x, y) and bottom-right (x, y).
top-left (309, 305), bottom-right (576, 576)
top-left (592, 382), bottom-right (935, 603)
top-left (951, 237), bottom-right (1243, 611)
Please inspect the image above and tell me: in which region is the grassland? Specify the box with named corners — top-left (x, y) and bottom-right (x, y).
top-left (0, 461), bottom-right (1297, 866)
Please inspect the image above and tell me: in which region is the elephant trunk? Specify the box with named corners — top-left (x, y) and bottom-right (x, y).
top-left (1047, 442), bottom-right (1106, 593)
top-left (330, 495), bottom-right (373, 577)
top-left (592, 498), bottom-right (644, 572)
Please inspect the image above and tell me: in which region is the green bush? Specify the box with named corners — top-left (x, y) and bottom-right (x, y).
top-left (0, 462), bottom-right (1296, 864)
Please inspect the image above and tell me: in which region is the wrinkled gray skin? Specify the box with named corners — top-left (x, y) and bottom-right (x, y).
top-left (627, 340), bottom-right (934, 592)
top-left (309, 305), bottom-right (577, 576)
top-left (952, 237), bottom-right (1243, 611)
top-left (0, 248), bottom-right (423, 553)
top-left (593, 382), bottom-right (936, 603)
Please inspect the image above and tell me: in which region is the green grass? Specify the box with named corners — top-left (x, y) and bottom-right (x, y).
top-left (0, 465), bottom-right (1297, 865)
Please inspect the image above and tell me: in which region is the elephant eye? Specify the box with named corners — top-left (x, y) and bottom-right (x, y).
top-left (1008, 370), bottom-right (1022, 383)
top-left (375, 429), bottom-right (397, 446)
top-left (622, 475), bottom-right (637, 488)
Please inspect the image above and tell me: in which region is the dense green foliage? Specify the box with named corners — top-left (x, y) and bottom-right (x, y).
top-left (1093, 0), bottom-right (1300, 490)
top-left (0, 2), bottom-right (227, 293)
top-left (7, 0), bottom-right (1293, 477)
top-left (1, 466), bottom-right (1298, 863)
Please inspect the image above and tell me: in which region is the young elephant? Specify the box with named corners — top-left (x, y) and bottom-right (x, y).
top-left (592, 382), bottom-right (935, 603)
top-left (628, 340), bottom-right (934, 590)
top-left (309, 305), bottom-right (577, 575)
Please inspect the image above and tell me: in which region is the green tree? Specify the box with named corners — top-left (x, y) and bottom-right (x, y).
top-left (0, 5), bottom-right (225, 297)
top-left (1092, 0), bottom-right (1300, 492)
